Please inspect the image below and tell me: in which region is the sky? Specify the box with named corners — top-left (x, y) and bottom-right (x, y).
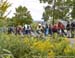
top-left (5, 0), bottom-right (48, 21)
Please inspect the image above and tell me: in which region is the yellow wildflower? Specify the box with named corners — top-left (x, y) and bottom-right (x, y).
top-left (48, 50), bottom-right (55, 58)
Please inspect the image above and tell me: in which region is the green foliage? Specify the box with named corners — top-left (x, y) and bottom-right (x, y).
top-left (12, 6), bottom-right (33, 26)
top-left (0, 0), bottom-right (11, 27)
top-left (71, 0), bottom-right (75, 19)
top-left (40, 0), bottom-right (73, 23)
top-left (0, 0), bottom-right (11, 17)
top-left (31, 22), bottom-right (38, 30)
top-left (0, 47), bottom-right (14, 58)
top-left (40, 0), bottom-right (52, 4)
top-left (0, 33), bottom-right (75, 58)
top-left (6, 18), bottom-right (14, 27)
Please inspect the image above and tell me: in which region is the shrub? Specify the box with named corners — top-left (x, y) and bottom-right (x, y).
top-left (0, 33), bottom-right (75, 58)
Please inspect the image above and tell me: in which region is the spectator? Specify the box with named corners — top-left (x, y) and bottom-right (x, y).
top-left (58, 22), bottom-right (65, 35)
top-left (49, 24), bottom-right (53, 35)
top-left (8, 26), bottom-right (14, 34)
top-left (52, 23), bottom-right (58, 33)
top-left (44, 24), bottom-right (49, 36)
top-left (66, 21), bottom-right (71, 38)
top-left (36, 24), bottom-right (42, 34)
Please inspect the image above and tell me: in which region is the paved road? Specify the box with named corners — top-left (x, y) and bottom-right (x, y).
top-left (69, 38), bottom-right (75, 44)
top-left (68, 38), bottom-right (75, 47)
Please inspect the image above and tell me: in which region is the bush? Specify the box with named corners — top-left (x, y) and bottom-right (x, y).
top-left (0, 33), bottom-right (75, 58)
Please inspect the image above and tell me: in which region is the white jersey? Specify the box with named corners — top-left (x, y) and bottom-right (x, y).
top-left (24, 24), bottom-right (27, 30)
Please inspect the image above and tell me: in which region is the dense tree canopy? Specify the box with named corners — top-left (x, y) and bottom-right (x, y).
top-left (71, 0), bottom-right (75, 19)
top-left (12, 6), bottom-right (33, 26)
top-left (39, 0), bottom-right (73, 24)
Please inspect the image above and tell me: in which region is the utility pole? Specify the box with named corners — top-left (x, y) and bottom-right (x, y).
top-left (52, 0), bottom-right (56, 25)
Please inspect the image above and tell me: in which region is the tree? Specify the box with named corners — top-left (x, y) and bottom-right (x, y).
top-left (12, 6), bottom-right (33, 26)
top-left (39, 0), bottom-right (73, 24)
top-left (71, 0), bottom-right (75, 19)
top-left (0, 0), bottom-right (11, 27)
top-left (0, 0), bottom-right (11, 18)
